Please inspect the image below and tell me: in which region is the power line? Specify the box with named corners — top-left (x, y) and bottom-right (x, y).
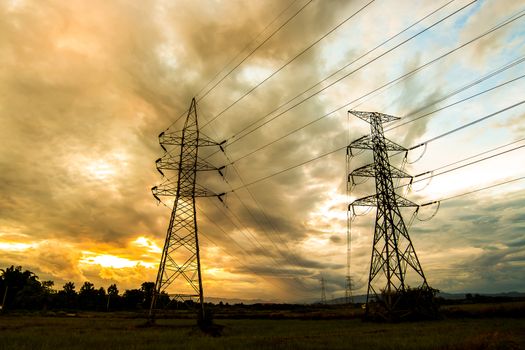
top-left (227, 100), bottom-right (525, 191)
top-left (416, 137), bottom-right (525, 175)
top-left (386, 71), bottom-right (525, 132)
top-left (407, 143), bottom-right (525, 188)
top-left (161, 0), bottom-right (310, 132)
top-left (226, 57), bottom-right (525, 164)
top-left (197, 203), bottom-right (264, 262)
top-left (203, 146), bottom-right (305, 270)
top-left (436, 176), bottom-right (525, 203)
top-left (201, 0), bottom-right (377, 128)
top-left (220, 0), bottom-right (477, 146)
top-left (195, 0), bottom-right (302, 99)
top-left (209, 198), bottom-right (283, 267)
top-left (201, 0), bottom-right (456, 137)
top-left (204, 2), bottom-right (522, 162)
top-left (386, 55), bottom-right (525, 128)
top-left (408, 99), bottom-right (525, 151)
top-left (156, 197), bottom-right (300, 288)
top-left (197, 208), bottom-right (288, 290)
top-left (197, 0), bottom-right (315, 102)
top-left (209, 189), bottom-right (311, 277)
top-left (232, 147), bottom-right (346, 191)
top-left (227, 161), bottom-right (305, 268)
top-left (234, 3), bottom-right (525, 145)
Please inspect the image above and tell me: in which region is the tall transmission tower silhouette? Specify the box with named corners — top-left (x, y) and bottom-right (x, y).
top-left (347, 110), bottom-right (429, 319)
top-left (149, 98), bottom-right (225, 322)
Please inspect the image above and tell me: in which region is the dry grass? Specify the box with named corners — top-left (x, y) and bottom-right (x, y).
top-left (0, 312), bottom-right (524, 349)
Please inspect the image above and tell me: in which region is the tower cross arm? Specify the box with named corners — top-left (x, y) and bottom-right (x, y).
top-left (348, 110), bottom-right (400, 123)
top-left (151, 183), bottom-right (225, 199)
top-left (158, 131), bottom-right (226, 149)
top-left (349, 193), bottom-right (418, 210)
top-left (155, 154), bottom-right (225, 176)
top-left (350, 163), bottom-right (412, 179)
top-left (347, 135), bottom-right (407, 152)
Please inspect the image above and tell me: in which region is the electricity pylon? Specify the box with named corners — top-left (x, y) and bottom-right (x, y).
top-left (347, 110), bottom-right (428, 319)
top-left (345, 214), bottom-right (353, 304)
top-left (320, 276), bottom-right (327, 304)
top-left (149, 98), bottom-right (224, 322)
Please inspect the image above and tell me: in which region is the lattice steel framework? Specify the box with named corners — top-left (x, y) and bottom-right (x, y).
top-left (149, 98), bottom-right (224, 321)
top-left (320, 276), bottom-right (327, 304)
top-left (347, 110), bottom-right (428, 317)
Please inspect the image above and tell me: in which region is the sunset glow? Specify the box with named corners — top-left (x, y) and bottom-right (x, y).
top-left (79, 251), bottom-right (155, 269)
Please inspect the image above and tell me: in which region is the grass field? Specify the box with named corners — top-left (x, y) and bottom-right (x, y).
top-left (1, 312), bottom-right (524, 350)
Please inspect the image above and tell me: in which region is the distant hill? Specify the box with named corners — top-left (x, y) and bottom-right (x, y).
top-left (205, 296), bottom-right (276, 305)
top-left (205, 291), bottom-right (525, 306)
top-left (437, 291), bottom-right (525, 300)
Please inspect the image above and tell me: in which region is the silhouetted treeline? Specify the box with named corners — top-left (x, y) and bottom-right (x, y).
top-left (0, 265), bottom-right (160, 312)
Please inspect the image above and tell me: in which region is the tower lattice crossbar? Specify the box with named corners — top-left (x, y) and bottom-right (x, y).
top-left (149, 98), bottom-right (224, 321)
top-left (347, 110), bottom-right (429, 318)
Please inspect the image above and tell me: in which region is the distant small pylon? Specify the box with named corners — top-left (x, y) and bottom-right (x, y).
top-left (345, 275), bottom-right (353, 304)
top-left (320, 276), bottom-right (327, 304)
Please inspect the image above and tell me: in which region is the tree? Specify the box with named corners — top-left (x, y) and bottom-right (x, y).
top-left (141, 282), bottom-right (155, 309)
top-left (42, 281), bottom-right (55, 293)
top-left (108, 284), bottom-right (119, 296)
top-left (57, 282), bottom-right (78, 309)
top-left (106, 284), bottom-right (120, 311)
top-left (63, 282), bottom-right (76, 296)
top-left (41, 280), bottom-right (55, 309)
top-left (122, 289), bottom-right (144, 310)
top-left (0, 266), bottom-right (44, 310)
top-left (79, 282), bottom-right (97, 310)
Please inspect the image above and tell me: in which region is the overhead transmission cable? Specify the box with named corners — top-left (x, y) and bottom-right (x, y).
top-left (228, 164), bottom-right (303, 266)
top-left (405, 143), bottom-right (525, 190)
top-left (195, 0), bottom-right (301, 99)
top-left (161, 0), bottom-right (311, 132)
top-left (208, 198), bottom-right (290, 269)
top-left (231, 70), bottom-right (524, 165)
top-left (227, 100), bottom-right (525, 191)
top-left (408, 99), bottom-right (525, 151)
top-left (197, 0), bottom-right (315, 102)
top-left (198, 206), bottom-right (304, 291)
top-left (225, 58), bottom-right (525, 166)
top-left (198, 232), bottom-right (283, 291)
top-left (206, 202), bottom-right (310, 286)
top-left (430, 176), bottom-right (525, 204)
top-left (210, 0), bottom-right (476, 147)
top-left (195, 112), bottom-right (302, 269)
top-left (155, 198), bottom-right (292, 288)
top-left (201, 1), bottom-right (489, 161)
top-left (208, 174), bottom-right (309, 274)
top-left (385, 71), bottom-right (525, 132)
top-left (385, 55), bottom-right (525, 128)
top-left (231, 3), bottom-right (525, 146)
top-left (201, 0), bottom-right (377, 128)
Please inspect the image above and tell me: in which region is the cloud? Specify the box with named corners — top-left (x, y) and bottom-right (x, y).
top-left (0, 0), bottom-right (524, 301)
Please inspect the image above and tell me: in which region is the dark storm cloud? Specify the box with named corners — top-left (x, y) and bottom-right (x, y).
top-left (411, 189), bottom-right (525, 293)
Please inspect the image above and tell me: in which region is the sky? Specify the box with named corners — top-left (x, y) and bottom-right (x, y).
top-left (1, 0), bottom-right (524, 302)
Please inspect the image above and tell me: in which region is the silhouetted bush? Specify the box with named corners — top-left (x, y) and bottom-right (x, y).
top-left (366, 286), bottom-right (441, 322)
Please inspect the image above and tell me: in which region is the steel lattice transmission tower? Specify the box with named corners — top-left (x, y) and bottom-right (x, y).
top-left (149, 98), bottom-right (224, 322)
top-left (344, 216), bottom-right (353, 304)
top-left (347, 110), bottom-right (429, 319)
top-left (320, 276), bottom-right (327, 304)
